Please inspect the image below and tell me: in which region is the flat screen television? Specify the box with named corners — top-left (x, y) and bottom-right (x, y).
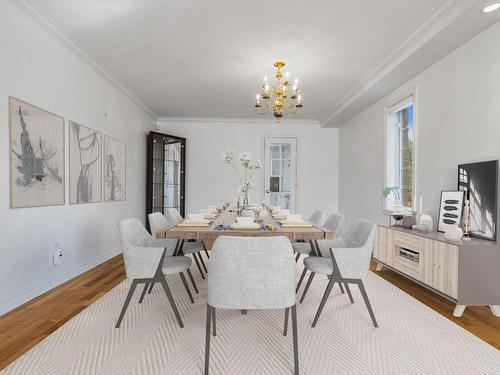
top-left (458, 160), bottom-right (498, 241)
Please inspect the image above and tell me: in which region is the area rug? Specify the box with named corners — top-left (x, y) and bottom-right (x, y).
top-left (2, 266), bottom-right (499, 375)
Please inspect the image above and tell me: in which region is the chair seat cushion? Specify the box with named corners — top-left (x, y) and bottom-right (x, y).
top-left (181, 242), bottom-right (204, 254)
top-left (162, 256), bottom-right (192, 274)
top-left (292, 242), bottom-right (313, 255)
top-left (304, 256), bottom-right (334, 275)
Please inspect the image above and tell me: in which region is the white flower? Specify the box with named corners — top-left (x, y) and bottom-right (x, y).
top-left (254, 160), bottom-right (262, 169)
top-left (240, 181), bottom-right (252, 193)
top-left (223, 149), bottom-right (235, 164)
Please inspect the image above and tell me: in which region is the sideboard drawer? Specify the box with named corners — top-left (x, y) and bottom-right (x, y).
top-left (392, 231), bottom-right (423, 250)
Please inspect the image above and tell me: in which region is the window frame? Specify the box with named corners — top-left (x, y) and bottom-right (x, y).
top-left (383, 87), bottom-right (418, 213)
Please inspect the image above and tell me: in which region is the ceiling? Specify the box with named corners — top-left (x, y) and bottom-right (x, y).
top-left (29, 0), bottom-right (500, 125)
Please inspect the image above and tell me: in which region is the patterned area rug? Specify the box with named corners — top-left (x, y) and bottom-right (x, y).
top-left (2, 266), bottom-right (499, 375)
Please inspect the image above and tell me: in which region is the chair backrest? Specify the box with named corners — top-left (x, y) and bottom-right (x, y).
top-left (118, 218), bottom-right (160, 279)
top-left (148, 212), bottom-right (170, 237)
top-left (323, 213), bottom-right (345, 232)
top-left (344, 220), bottom-right (376, 248)
top-left (166, 208), bottom-right (183, 224)
top-left (208, 236), bottom-right (296, 310)
top-left (308, 210), bottom-right (326, 226)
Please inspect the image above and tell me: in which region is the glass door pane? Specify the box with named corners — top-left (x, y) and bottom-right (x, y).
top-left (164, 141), bottom-right (182, 212)
top-left (264, 137), bottom-right (297, 211)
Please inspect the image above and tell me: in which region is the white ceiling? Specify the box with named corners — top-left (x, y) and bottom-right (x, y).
top-left (29, 0), bottom-right (500, 125)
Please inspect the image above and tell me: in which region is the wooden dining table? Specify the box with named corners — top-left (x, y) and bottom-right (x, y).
top-left (157, 210), bottom-right (333, 252)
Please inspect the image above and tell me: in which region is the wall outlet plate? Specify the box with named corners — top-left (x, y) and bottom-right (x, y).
top-left (53, 244), bottom-right (63, 265)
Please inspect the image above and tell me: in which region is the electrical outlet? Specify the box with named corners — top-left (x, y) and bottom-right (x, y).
top-left (53, 243), bottom-right (63, 265)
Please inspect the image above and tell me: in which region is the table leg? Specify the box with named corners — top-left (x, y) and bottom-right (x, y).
top-left (490, 305), bottom-right (500, 317)
top-left (453, 305), bottom-right (466, 317)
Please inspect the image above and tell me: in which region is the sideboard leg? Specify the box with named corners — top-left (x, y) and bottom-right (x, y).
top-left (489, 305), bottom-right (500, 317)
top-left (453, 305), bottom-right (466, 317)
top-left (375, 262), bottom-right (384, 271)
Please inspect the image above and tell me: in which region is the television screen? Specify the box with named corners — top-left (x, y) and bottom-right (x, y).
top-left (458, 160), bottom-right (498, 241)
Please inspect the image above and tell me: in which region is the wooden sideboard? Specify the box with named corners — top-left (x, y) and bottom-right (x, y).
top-left (373, 225), bottom-right (500, 317)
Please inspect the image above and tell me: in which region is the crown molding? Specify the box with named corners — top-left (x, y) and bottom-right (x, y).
top-left (320, 0), bottom-right (469, 127)
top-left (9, 0), bottom-right (157, 120)
top-left (157, 116), bottom-right (321, 126)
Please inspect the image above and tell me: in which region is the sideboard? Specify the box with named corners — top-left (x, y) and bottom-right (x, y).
top-left (373, 225), bottom-right (500, 317)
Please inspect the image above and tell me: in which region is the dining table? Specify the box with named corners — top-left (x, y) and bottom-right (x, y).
top-left (157, 210), bottom-right (334, 254)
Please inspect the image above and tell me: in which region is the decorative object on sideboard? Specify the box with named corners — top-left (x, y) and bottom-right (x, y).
top-left (462, 199), bottom-right (471, 241)
top-left (412, 214), bottom-right (434, 232)
top-left (104, 136), bottom-right (126, 202)
top-left (458, 160), bottom-right (498, 241)
top-left (437, 190), bottom-right (465, 233)
top-left (444, 227), bottom-right (464, 242)
top-left (68, 121), bottom-right (102, 204)
top-left (402, 215), bottom-right (416, 229)
top-left (9, 97), bottom-right (65, 208)
top-left (383, 186), bottom-right (403, 211)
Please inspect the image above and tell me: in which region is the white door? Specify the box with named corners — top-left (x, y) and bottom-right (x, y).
top-left (264, 137), bottom-right (297, 211)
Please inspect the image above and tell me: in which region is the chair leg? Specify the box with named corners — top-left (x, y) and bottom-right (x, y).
top-left (357, 280), bottom-right (378, 327)
top-left (212, 306), bottom-right (216, 337)
top-left (291, 304), bottom-right (299, 375)
top-left (186, 268), bottom-right (199, 294)
top-left (296, 268), bottom-right (308, 293)
top-left (198, 252), bottom-right (208, 273)
top-left (300, 272), bottom-right (315, 303)
top-left (204, 304), bottom-right (212, 375)
top-left (344, 283), bottom-right (354, 303)
top-left (339, 282), bottom-right (345, 294)
top-left (312, 278), bottom-right (335, 328)
top-left (159, 277), bottom-right (184, 328)
top-left (295, 253), bottom-right (300, 263)
top-left (204, 249), bottom-right (210, 258)
top-left (193, 253), bottom-right (205, 279)
top-left (138, 283), bottom-right (149, 304)
top-left (116, 280), bottom-right (138, 328)
top-left (147, 282), bottom-right (154, 294)
top-left (284, 307), bottom-right (289, 336)
top-left (179, 272), bottom-right (194, 303)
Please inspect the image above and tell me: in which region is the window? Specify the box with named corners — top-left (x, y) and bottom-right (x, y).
top-left (385, 95), bottom-right (415, 210)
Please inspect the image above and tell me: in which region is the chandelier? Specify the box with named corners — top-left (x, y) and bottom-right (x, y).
top-left (254, 61), bottom-right (303, 118)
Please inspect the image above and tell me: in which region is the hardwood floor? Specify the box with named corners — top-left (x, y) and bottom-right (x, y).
top-left (0, 256), bottom-right (498, 370)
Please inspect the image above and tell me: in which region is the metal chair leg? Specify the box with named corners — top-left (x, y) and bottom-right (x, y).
top-left (300, 272), bottom-right (315, 303)
top-left (147, 282), bottom-right (154, 294)
top-left (204, 304), bottom-right (212, 375)
top-left (159, 277), bottom-right (184, 328)
top-left (284, 307), bottom-right (289, 336)
top-left (186, 268), bottom-right (199, 294)
top-left (339, 282), bottom-right (345, 294)
top-left (193, 253), bottom-right (205, 279)
top-left (212, 306), bottom-right (216, 336)
top-left (116, 280), bottom-right (138, 328)
top-left (296, 268), bottom-right (308, 293)
top-left (204, 249), bottom-right (210, 258)
top-left (312, 278), bottom-right (335, 327)
top-left (138, 283), bottom-right (149, 304)
top-left (291, 304), bottom-right (299, 375)
top-left (198, 252), bottom-right (208, 273)
top-left (357, 280), bottom-right (378, 327)
top-left (344, 283), bottom-right (354, 303)
top-left (295, 253), bottom-right (300, 263)
top-left (179, 272), bottom-right (194, 303)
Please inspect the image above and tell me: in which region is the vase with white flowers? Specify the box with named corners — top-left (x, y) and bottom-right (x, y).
top-left (223, 150), bottom-right (262, 211)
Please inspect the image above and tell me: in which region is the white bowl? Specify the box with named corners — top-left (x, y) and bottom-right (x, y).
top-left (188, 213), bottom-right (204, 222)
top-left (287, 214), bottom-right (302, 222)
top-left (236, 216), bottom-right (254, 224)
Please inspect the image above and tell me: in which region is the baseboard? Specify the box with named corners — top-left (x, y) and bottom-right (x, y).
top-left (0, 247), bottom-right (122, 317)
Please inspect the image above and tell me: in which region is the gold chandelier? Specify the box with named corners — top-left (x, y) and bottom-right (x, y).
top-left (254, 61), bottom-right (303, 118)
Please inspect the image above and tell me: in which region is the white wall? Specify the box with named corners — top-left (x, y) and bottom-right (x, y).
top-left (157, 120), bottom-right (339, 219)
top-left (0, 2), bottom-right (154, 315)
top-left (338, 20), bottom-right (500, 226)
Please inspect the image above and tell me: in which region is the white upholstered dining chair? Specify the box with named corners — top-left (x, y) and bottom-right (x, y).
top-left (116, 218), bottom-right (194, 328)
top-left (204, 236), bottom-right (299, 375)
top-left (300, 220), bottom-right (378, 328)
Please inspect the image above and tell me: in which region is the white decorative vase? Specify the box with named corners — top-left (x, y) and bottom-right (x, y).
top-left (444, 227), bottom-right (463, 242)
